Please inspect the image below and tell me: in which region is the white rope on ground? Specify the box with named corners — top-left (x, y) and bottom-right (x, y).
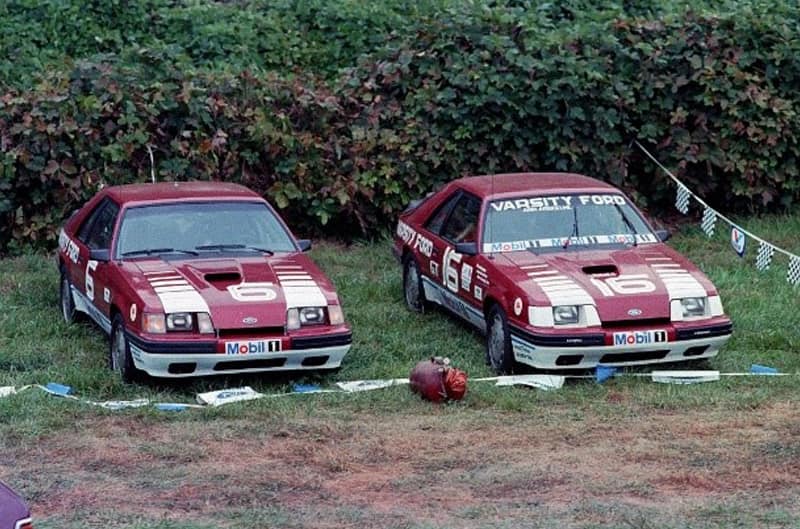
top-left (0, 366), bottom-right (793, 410)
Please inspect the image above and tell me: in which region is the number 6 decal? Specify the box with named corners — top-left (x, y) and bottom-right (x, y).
top-left (85, 260), bottom-right (98, 301)
top-left (442, 247), bottom-right (462, 293)
top-left (591, 274), bottom-right (656, 296)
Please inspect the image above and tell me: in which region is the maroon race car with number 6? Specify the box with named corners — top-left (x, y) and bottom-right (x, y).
top-left (58, 182), bottom-right (351, 382)
top-left (393, 173), bottom-right (732, 373)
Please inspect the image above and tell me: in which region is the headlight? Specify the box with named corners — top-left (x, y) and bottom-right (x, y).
top-left (328, 304), bottom-right (345, 325)
top-left (553, 305), bottom-right (580, 325)
top-left (143, 313), bottom-right (166, 334)
top-left (286, 307), bottom-right (327, 330)
top-left (680, 297), bottom-right (707, 318)
top-left (166, 312), bottom-right (193, 331)
top-left (197, 312), bottom-right (214, 334)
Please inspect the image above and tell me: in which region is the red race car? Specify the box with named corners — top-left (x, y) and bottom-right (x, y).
top-left (393, 173), bottom-right (732, 373)
top-left (58, 182), bottom-right (351, 381)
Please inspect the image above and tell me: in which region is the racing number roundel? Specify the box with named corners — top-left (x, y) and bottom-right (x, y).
top-left (513, 298), bottom-right (523, 316)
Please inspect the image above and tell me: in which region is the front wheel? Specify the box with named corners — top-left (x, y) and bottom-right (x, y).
top-left (60, 272), bottom-right (80, 324)
top-left (486, 305), bottom-right (516, 374)
top-left (110, 314), bottom-right (143, 384)
top-left (403, 257), bottom-right (427, 313)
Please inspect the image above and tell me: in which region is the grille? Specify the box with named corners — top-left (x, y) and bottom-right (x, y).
top-left (600, 350), bottom-right (670, 363)
top-left (213, 358), bottom-right (286, 371)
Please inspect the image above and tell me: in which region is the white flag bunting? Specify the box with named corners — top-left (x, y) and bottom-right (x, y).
top-left (636, 141), bottom-right (800, 286)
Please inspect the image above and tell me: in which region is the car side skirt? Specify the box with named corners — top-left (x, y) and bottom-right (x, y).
top-left (421, 276), bottom-right (486, 332)
top-left (72, 286), bottom-right (111, 333)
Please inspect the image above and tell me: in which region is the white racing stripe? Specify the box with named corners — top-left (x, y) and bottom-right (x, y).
top-left (144, 271), bottom-right (210, 314)
top-left (530, 269), bottom-right (594, 306)
top-left (650, 260), bottom-right (706, 298)
top-left (276, 268), bottom-right (326, 308)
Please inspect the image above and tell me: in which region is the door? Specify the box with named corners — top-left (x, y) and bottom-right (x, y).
top-left (424, 191), bottom-right (484, 327)
top-left (72, 198), bottom-right (120, 331)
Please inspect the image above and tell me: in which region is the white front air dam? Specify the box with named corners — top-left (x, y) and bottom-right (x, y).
top-left (510, 333), bottom-right (730, 370)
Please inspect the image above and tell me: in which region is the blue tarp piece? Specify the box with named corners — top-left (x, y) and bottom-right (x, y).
top-left (595, 365), bottom-right (617, 384)
top-left (750, 364), bottom-right (780, 375)
top-left (292, 384), bottom-right (322, 393)
top-left (44, 382), bottom-right (73, 396)
top-left (155, 403), bottom-right (189, 412)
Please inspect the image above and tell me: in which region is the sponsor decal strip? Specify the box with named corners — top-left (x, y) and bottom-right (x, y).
top-left (484, 234), bottom-right (658, 253)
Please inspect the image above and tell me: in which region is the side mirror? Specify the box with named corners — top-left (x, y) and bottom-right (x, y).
top-left (655, 229), bottom-right (671, 242)
top-left (89, 248), bottom-right (110, 262)
top-left (454, 242), bottom-right (478, 256)
top-left (297, 239), bottom-right (312, 252)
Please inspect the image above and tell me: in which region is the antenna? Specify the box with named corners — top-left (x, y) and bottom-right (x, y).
top-left (488, 172), bottom-right (495, 260)
top-left (146, 144), bottom-right (156, 183)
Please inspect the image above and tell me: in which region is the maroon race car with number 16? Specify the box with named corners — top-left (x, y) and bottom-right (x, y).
top-left (58, 182), bottom-right (351, 382)
top-left (393, 173), bottom-right (732, 373)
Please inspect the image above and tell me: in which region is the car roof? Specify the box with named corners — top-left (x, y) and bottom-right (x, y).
top-left (103, 182), bottom-right (262, 205)
top-left (455, 173), bottom-right (618, 200)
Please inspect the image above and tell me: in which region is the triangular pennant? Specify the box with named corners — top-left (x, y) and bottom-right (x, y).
top-left (701, 207), bottom-right (716, 237)
top-left (730, 226), bottom-right (746, 257)
top-left (787, 256), bottom-right (800, 286)
top-left (755, 241), bottom-right (774, 271)
top-left (675, 185), bottom-right (691, 214)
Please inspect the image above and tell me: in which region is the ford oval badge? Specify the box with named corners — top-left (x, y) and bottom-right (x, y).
top-left (627, 308), bottom-right (642, 317)
top-left (242, 316), bottom-right (258, 325)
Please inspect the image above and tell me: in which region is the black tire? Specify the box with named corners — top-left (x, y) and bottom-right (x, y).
top-left (109, 314), bottom-right (143, 384)
top-left (486, 305), bottom-right (516, 374)
top-left (60, 271), bottom-right (79, 324)
top-left (403, 257), bottom-right (427, 313)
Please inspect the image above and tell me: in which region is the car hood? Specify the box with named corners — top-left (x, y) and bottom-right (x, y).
top-left (0, 481), bottom-right (30, 524)
top-left (501, 245), bottom-right (711, 322)
top-left (128, 254), bottom-right (335, 329)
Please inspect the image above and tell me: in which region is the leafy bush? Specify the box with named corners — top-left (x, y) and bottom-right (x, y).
top-left (1, 1), bottom-right (800, 252)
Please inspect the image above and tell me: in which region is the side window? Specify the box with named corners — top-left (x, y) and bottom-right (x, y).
top-left (441, 195), bottom-right (481, 243)
top-left (76, 202), bottom-right (106, 243)
top-left (425, 192), bottom-right (462, 235)
top-left (83, 201), bottom-right (120, 250)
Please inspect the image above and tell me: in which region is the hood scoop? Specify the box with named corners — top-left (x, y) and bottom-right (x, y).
top-left (582, 264), bottom-right (618, 277)
top-left (204, 272), bottom-right (241, 289)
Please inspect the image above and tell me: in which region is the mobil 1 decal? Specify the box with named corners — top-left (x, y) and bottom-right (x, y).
top-left (490, 194), bottom-right (626, 213)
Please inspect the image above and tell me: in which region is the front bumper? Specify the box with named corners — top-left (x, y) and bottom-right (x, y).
top-left (127, 331), bottom-right (352, 378)
top-left (509, 322), bottom-right (732, 370)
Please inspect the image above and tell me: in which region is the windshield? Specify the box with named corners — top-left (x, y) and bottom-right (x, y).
top-left (115, 201), bottom-right (296, 258)
top-left (482, 193), bottom-right (657, 253)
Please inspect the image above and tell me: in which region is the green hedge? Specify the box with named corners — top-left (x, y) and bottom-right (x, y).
top-left (1, 2), bottom-right (800, 252)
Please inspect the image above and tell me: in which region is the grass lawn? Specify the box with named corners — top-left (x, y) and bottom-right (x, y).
top-left (1, 215), bottom-right (799, 528)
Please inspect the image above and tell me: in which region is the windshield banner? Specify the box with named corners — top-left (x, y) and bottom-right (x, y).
top-left (483, 233), bottom-right (659, 253)
top-left (489, 194), bottom-right (626, 213)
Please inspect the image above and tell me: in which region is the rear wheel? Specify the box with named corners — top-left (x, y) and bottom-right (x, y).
top-left (486, 305), bottom-right (515, 374)
top-left (60, 272), bottom-right (79, 324)
top-left (403, 257), bottom-right (427, 313)
top-left (110, 314), bottom-right (143, 384)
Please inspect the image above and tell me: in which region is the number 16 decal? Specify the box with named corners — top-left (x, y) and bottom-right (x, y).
top-left (590, 274), bottom-right (656, 296)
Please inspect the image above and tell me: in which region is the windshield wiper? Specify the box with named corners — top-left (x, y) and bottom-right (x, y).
top-left (614, 204), bottom-right (639, 247)
top-left (122, 248), bottom-right (199, 257)
top-left (195, 244), bottom-right (274, 255)
top-left (563, 207), bottom-right (579, 250)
